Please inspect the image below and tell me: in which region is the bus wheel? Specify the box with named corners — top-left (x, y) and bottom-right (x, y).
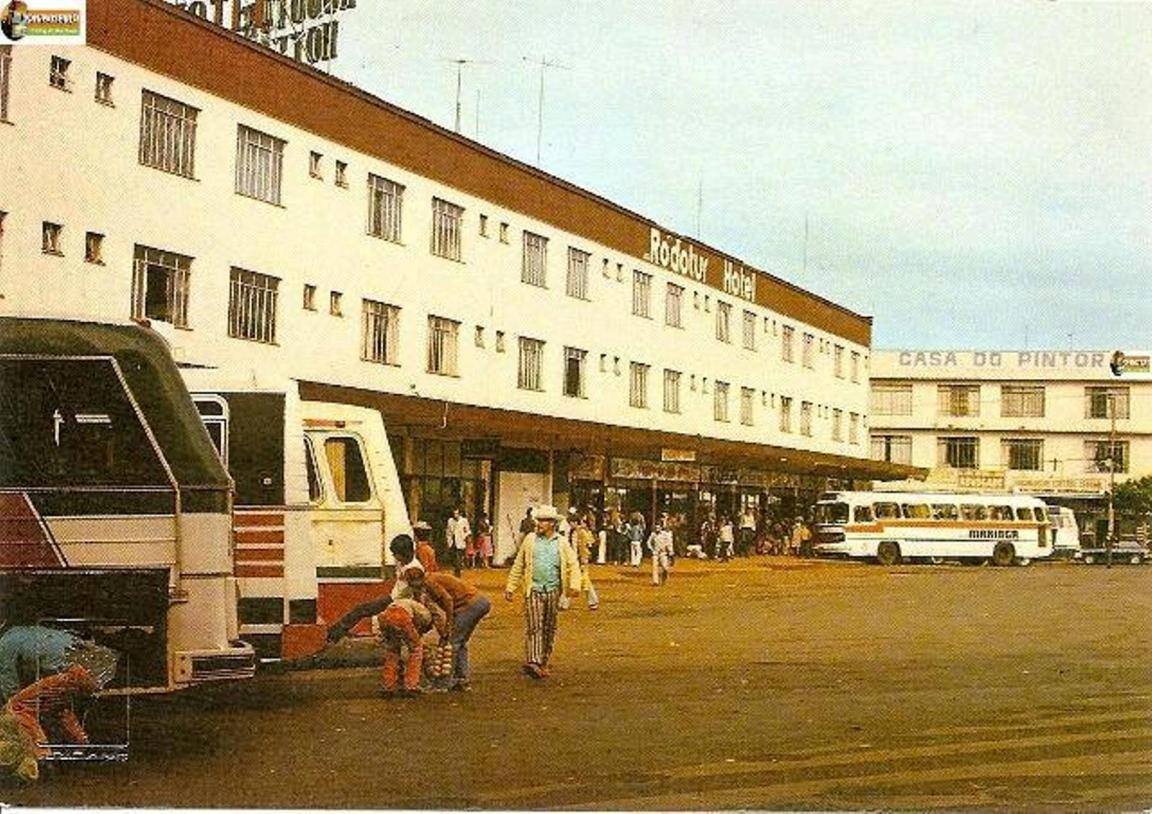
top-left (992, 542), bottom-right (1016, 567)
top-left (876, 541), bottom-right (901, 566)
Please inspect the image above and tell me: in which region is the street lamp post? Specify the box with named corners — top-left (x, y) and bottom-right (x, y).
top-left (1106, 390), bottom-right (1118, 568)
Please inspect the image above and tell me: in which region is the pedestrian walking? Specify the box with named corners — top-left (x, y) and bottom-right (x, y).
top-left (739, 507), bottom-right (756, 557)
top-left (700, 513), bottom-right (717, 560)
top-left (627, 512), bottom-right (646, 567)
top-left (792, 515), bottom-right (813, 557)
top-left (571, 514), bottom-right (600, 610)
top-left (504, 504), bottom-right (581, 679)
top-left (648, 521), bottom-right (674, 585)
top-left (412, 521), bottom-right (439, 572)
top-left (718, 515), bottom-right (735, 562)
top-left (475, 512), bottom-right (493, 568)
top-left (446, 507), bottom-right (471, 576)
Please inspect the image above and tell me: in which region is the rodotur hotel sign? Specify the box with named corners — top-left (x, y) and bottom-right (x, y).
top-left (644, 228), bottom-right (757, 303)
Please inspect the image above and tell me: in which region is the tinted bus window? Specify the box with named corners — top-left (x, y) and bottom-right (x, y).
top-left (815, 502), bottom-right (849, 524)
top-left (1015, 507), bottom-right (1034, 521)
top-left (853, 505), bottom-right (874, 522)
top-left (902, 503), bottom-right (931, 519)
top-left (960, 504), bottom-right (988, 521)
top-left (874, 502), bottom-right (901, 520)
top-left (304, 437), bottom-right (323, 503)
top-left (931, 504), bottom-right (959, 520)
top-left (324, 437), bottom-right (372, 503)
top-left (989, 505), bottom-right (1014, 520)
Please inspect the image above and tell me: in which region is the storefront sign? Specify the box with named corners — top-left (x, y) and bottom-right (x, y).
top-left (461, 438), bottom-right (500, 459)
top-left (660, 448), bottom-right (696, 463)
top-left (610, 457), bottom-right (700, 484)
top-left (644, 228), bottom-right (708, 282)
top-left (568, 453), bottom-right (605, 481)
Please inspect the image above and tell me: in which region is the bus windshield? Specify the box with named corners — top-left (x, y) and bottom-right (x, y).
top-left (815, 502), bottom-right (849, 524)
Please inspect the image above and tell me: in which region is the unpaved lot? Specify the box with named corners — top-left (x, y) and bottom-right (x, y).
top-left (5, 558), bottom-right (1151, 809)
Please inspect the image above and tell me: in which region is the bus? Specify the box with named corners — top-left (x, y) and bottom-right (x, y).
top-left (812, 491), bottom-right (1053, 566)
top-left (0, 317), bottom-right (256, 692)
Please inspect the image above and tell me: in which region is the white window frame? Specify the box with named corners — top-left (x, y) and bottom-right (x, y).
top-left (740, 387), bottom-right (755, 426)
top-left (713, 381), bottom-right (730, 422)
top-left (1085, 439), bottom-right (1129, 474)
top-left (361, 299), bottom-right (400, 365)
top-left (563, 346), bottom-right (587, 398)
top-left (1000, 385), bottom-right (1045, 418)
top-left (427, 315), bottom-right (460, 375)
top-left (522, 231), bottom-right (548, 287)
top-left (715, 301), bottom-right (731, 343)
top-left (851, 350), bottom-right (861, 382)
top-left (431, 198), bottom-right (464, 261)
top-left (632, 271), bottom-right (652, 318)
top-left (566, 247), bottom-right (589, 300)
top-left (49, 55), bottom-right (71, 90)
top-left (367, 174), bottom-right (404, 243)
top-left (235, 124), bottom-right (286, 205)
top-left (781, 325), bottom-right (794, 363)
top-left (629, 362), bottom-right (650, 408)
top-left (848, 412), bottom-right (860, 444)
top-left (41, 222), bottom-right (62, 255)
top-left (871, 383), bottom-right (913, 416)
top-left (1002, 438), bottom-right (1043, 471)
top-left (802, 333), bottom-right (815, 368)
top-left (871, 434), bottom-right (911, 464)
top-left (800, 401), bottom-right (813, 436)
top-left (132, 244), bottom-right (192, 328)
top-left (834, 345), bottom-right (844, 378)
top-left (779, 396), bottom-right (793, 433)
top-left (95, 72), bottom-right (114, 106)
top-left (228, 267), bottom-right (279, 344)
top-left (742, 310), bottom-right (756, 350)
top-left (84, 231), bottom-right (104, 264)
top-left (665, 283), bottom-right (683, 328)
top-left (938, 436), bottom-right (978, 469)
top-left (832, 408), bottom-right (843, 441)
top-left (518, 337), bottom-right (545, 391)
top-left (938, 384), bottom-right (981, 417)
top-left (139, 89), bottom-right (199, 179)
top-left (663, 369), bottom-right (681, 414)
top-left (1085, 386), bottom-right (1129, 420)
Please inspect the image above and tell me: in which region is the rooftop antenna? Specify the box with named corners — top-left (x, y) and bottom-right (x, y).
top-left (475, 89), bottom-right (480, 139)
top-left (802, 213), bottom-right (809, 277)
top-left (523, 55), bottom-right (570, 165)
top-left (441, 58), bottom-right (492, 133)
top-left (695, 178), bottom-right (703, 239)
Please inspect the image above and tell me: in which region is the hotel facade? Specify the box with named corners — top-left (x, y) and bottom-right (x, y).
top-left (0, 0), bottom-right (917, 574)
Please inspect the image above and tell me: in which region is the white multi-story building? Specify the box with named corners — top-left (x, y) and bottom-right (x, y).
top-left (0, 0), bottom-right (916, 561)
top-left (869, 349), bottom-right (1151, 501)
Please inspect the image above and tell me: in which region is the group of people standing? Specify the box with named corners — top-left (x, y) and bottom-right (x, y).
top-left (444, 507), bottom-right (494, 572)
top-left (695, 512), bottom-right (814, 560)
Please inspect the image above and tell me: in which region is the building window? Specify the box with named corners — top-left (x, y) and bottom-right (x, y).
top-left (361, 299), bottom-right (400, 365)
top-left (800, 401), bottom-right (813, 436)
top-left (871, 383), bottom-right (913, 415)
top-left (848, 412), bottom-right (861, 444)
top-left (871, 434), bottom-right (911, 464)
top-left (665, 283), bottom-right (683, 328)
top-left (517, 337), bottom-right (545, 391)
top-left (629, 362), bottom-right (650, 408)
top-left (521, 231), bottom-right (548, 287)
top-left (499, 222), bottom-right (509, 243)
top-left (495, 331), bottom-right (505, 353)
top-left (631, 270), bottom-right (652, 318)
top-left (427, 316), bottom-right (460, 375)
top-left (228, 267), bottom-right (279, 344)
top-left (742, 310), bottom-right (756, 350)
top-left (663, 370), bottom-right (681, 414)
top-left (479, 214), bottom-right (489, 237)
top-left (1085, 386), bottom-right (1129, 419)
top-left (851, 351), bottom-right (861, 382)
top-left (938, 436), bottom-right (978, 469)
top-left (1086, 440), bottom-right (1129, 474)
top-left (713, 381), bottom-right (730, 422)
top-left (937, 384), bottom-right (980, 417)
top-left (303, 284), bottom-right (317, 310)
top-left (779, 397), bottom-right (793, 433)
top-left (1000, 385), bottom-right (1045, 418)
top-left (715, 301), bottom-right (731, 343)
top-left (95, 72), bottom-right (114, 105)
top-left (834, 345), bottom-right (844, 378)
top-left (431, 198), bottom-right (464, 261)
top-left (84, 232), bottom-right (104, 264)
top-left (563, 346), bottom-right (586, 397)
top-left (832, 408), bottom-right (843, 441)
top-left (132, 244), bottom-right (191, 328)
top-left (41, 222), bottom-right (62, 254)
top-left (139, 90), bottom-right (199, 179)
top-left (308, 150), bottom-right (323, 179)
top-left (335, 160), bottom-right (348, 187)
top-left (329, 291), bottom-right (342, 317)
top-left (1002, 439), bottom-right (1043, 471)
top-left (235, 124), bottom-right (286, 205)
top-left (802, 333), bottom-right (815, 368)
top-left (781, 325), bottom-right (794, 362)
top-left (49, 55), bottom-right (71, 90)
top-left (0, 46), bottom-right (11, 122)
top-left (367, 174), bottom-right (404, 243)
top-left (474, 326), bottom-right (485, 348)
top-left (740, 387), bottom-right (755, 426)
top-left (566, 247), bottom-right (589, 300)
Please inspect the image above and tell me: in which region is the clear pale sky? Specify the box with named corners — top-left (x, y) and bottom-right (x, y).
top-left (330, 1), bottom-right (1150, 350)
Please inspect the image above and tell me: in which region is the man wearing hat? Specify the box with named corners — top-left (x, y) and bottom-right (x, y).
top-left (504, 504), bottom-right (582, 679)
top-left (412, 521), bottom-right (439, 572)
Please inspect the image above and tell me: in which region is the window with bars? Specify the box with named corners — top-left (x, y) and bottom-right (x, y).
top-left (742, 310), bottom-right (756, 350)
top-left (1086, 440), bottom-right (1129, 473)
top-left (802, 333), bottom-right (815, 368)
top-left (665, 283), bottom-right (683, 327)
top-left (563, 346), bottom-right (586, 397)
top-left (367, 174), bottom-right (404, 242)
top-left (335, 160), bottom-right (348, 187)
top-left (1085, 386), bottom-right (1129, 419)
top-left (871, 383), bottom-right (913, 415)
top-left (851, 351), bottom-right (861, 382)
top-left (1002, 438), bottom-right (1043, 471)
top-left (235, 124), bottom-right (285, 205)
top-left (84, 232), bottom-right (104, 264)
top-left (308, 151), bottom-right (323, 179)
top-left (1000, 385), bottom-right (1045, 418)
top-left (779, 396), bottom-right (793, 433)
top-left (132, 244), bottom-right (191, 328)
top-left (522, 231), bottom-right (548, 287)
top-left (514, 338), bottom-right (544, 390)
top-left (632, 271), bottom-right (652, 318)
top-left (938, 436), bottom-right (978, 469)
top-left (740, 387), bottom-right (755, 426)
top-left (713, 381), bottom-right (730, 422)
top-left (848, 412), bottom-right (860, 444)
top-left (228, 267), bottom-right (279, 344)
top-left (95, 72), bottom-right (114, 105)
top-left (303, 284), bottom-right (317, 310)
top-left (431, 198), bottom-right (464, 261)
top-left (832, 408), bottom-right (843, 441)
top-left (426, 316), bottom-right (460, 375)
top-left (871, 434), bottom-right (912, 464)
top-left (40, 222), bottom-right (62, 254)
top-left (834, 345), bottom-right (844, 378)
top-left (715, 301), bottom-right (731, 343)
top-left (139, 90), bottom-right (199, 178)
top-left (361, 299), bottom-right (400, 365)
top-left (937, 384), bottom-right (980, 417)
top-left (800, 401), bottom-right (813, 436)
top-left (629, 362), bottom-right (650, 408)
top-left (781, 325), bottom-right (794, 362)
top-left (0, 46), bottom-right (11, 122)
top-left (566, 247), bottom-right (589, 299)
top-left (329, 291), bottom-right (343, 317)
top-left (49, 55), bottom-right (71, 90)
top-left (663, 369), bottom-right (681, 414)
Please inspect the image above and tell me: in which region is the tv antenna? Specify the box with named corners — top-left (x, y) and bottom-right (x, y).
top-left (441, 57), bottom-right (493, 133)
top-left (523, 55), bottom-right (570, 165)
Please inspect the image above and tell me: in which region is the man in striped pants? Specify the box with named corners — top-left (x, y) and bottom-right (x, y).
top-left (504, 504), bottom-right (581, 679)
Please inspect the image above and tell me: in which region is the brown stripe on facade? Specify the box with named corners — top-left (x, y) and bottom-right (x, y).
top-left (235, 564), bottom-right (286, 578)
top-left (233, 529), bottom-right (286, 546)
top-left (234, 548), bottom-right (286, 562)
top-left (87, 0), bottom-right (871, 346)
top-left (233, 511), bottom-right (286, 527)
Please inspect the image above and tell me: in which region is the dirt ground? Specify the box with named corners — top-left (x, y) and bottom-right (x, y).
top-left (4, 557), bottom-right (1151, 810)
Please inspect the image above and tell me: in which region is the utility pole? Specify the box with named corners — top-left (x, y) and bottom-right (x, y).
top-left (523, 56), bottom-right (570, 165)
top-left (442, 58), bottom-right (492, 134)
top-left (1106, 389), bottom-right (1118, 568)
top-left (802, 213), bottom-right (809, 277)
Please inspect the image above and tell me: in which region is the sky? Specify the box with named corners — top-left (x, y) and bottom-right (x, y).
top-left (330, 1), bottom-right (1150, 351)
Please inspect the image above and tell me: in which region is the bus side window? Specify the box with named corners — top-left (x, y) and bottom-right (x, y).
top-left (960, 504), bottom-right (987, 521)
top-left (304, 436), bottom-right (323, 503)
top-left (932, 504), bottom-right (959, 520)
top-left (854, 505), bottom-right (874, 523)
top-left (1034, 506), bottom-right (1048, 523)
top-left (874, 502), bottom-right (900, 520)
top-left (324, 437), bottom-right (372, 503)
top-left (194, 396), bottom-right (229, 467)
top-left (990, 505), bottom-right (1013, 520)
top-left (902, 503), bottom-right (930, 519)
top-left (1015, 507), bottom-right (1034, 521)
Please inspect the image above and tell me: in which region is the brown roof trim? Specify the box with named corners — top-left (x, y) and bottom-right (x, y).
top-left (89, 0), bottom-right (871, 346)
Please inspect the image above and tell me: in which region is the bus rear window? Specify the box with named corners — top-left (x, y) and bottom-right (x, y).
top-left (815, 502), bottom-right (849, 524)
top-left (931, 504), bottom-right (959, 520)
top-left (901, 503), bottom-right (931, 519)
top-left (874, 502), bottom-right (901, 520)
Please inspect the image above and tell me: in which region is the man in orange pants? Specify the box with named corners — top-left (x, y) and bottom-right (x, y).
top-left (378, 592), bottom-right (442, 698)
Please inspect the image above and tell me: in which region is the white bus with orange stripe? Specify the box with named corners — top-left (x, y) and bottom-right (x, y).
top-left (812, 491), bottom-right (1053, 566)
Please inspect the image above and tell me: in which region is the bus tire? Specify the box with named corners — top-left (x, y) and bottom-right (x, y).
top-left (992, 542), bottom-right (1016, 567)
top-left (876, 541), bottom-right (901, 566)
